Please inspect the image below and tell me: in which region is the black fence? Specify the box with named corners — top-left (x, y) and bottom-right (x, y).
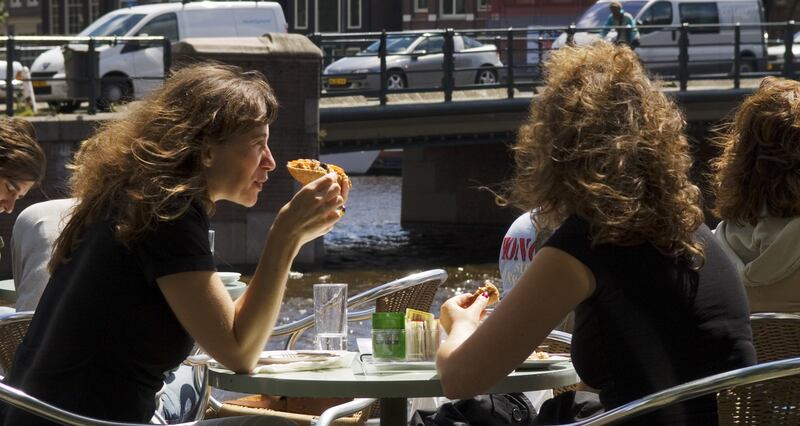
top-left (0, 35), bottom-right (169, 116)
top-left (312, 21), bottom-right (800, 105)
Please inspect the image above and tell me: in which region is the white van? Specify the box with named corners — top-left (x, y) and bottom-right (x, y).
top-left (552, 0), bottom-right (766, 76)
top-left (31, 1), bottom-right (287, 112)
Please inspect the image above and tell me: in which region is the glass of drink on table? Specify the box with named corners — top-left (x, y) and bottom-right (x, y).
top-left (313, 283), bottom-right (348, 350)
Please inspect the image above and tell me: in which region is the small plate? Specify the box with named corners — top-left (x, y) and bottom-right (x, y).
top-left (517, 356), bottom-right (570, 369)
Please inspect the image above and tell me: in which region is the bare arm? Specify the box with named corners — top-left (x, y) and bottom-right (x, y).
top-left (436, 247), bottom-right (595, 399)
top-left (158, 173), bottom-right (348, 372)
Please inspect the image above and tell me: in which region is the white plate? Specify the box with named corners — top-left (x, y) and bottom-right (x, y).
top-left (217, 272), bottom-right (242, 284)
top-left (362, 360), bottom-right (436, 373)
top-left (517, 355), bottom-right (570, 369)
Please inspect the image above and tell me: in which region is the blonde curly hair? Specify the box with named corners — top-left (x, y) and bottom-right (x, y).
top-left (50, 63), bottom-right (278, 272)
top-left (507, 41), bottom-right (704, 264)
top-left (712, 76), bottom-right (800, 225)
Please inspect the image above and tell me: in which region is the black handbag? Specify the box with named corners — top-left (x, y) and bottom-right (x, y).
top-left (410, 393), bottom-right (536, 426)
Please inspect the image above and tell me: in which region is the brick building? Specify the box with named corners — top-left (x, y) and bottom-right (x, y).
top-left (277, 0), bottom-right (403, 33)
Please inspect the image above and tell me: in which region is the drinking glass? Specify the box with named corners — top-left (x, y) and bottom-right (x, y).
top-left (208, 229), bottom-right (215, 255)
top-left (313, 283), bottom-right (348, 351)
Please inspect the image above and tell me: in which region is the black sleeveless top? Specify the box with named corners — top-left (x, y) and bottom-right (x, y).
top-left (544, 215), bottom-right (755, 425)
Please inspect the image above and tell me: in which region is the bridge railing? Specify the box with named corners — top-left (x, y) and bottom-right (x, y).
top-left (312, 22), bottom-right (800, 105)
top-left (0, 35), bottom-right (169, 116)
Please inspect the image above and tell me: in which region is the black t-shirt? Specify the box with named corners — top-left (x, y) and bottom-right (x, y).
top-left (3, 202), bottom-right (215, 425)
top-left (544, 215), bottom-right (755, 425)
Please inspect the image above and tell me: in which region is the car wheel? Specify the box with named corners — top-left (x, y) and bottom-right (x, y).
top-left (475, 67), bottom-right (498, 85)
top-left (98, 76), bottom-right (132, 111)
top-left (386, 71), bottom-right (406, 90)
top-left (47, 101), bottom-right (81, 114)
top-left (733, 58), bottom-right (757, 75)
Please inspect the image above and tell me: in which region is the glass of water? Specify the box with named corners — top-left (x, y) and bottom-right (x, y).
top-left (313, 283), bottom-right (348, 351)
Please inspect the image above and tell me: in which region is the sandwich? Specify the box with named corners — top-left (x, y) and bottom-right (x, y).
top-left (286, 159), bottom-right (350, 187)
top-left (471, 281), bottom-right (500, 306)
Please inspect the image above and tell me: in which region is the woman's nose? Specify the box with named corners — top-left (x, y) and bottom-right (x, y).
top-left (260, 149), bottom-right (276, 171)
top-left (1, 198), bottom-right (15, 214)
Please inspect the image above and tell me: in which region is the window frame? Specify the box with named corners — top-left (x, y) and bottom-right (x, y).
top-left (136, 12), bottom-right (179, 42)
top-left (347, 0), bottom-right (361, 29)
top-left (477, 0), bottom-right (489, 12)
top-left (441, 0), bottom-right (468, 18)
top-left (295, 0), bottom-right (308, 30)
top-left (414, 0), bottom-right (428, 12)
top-left (638, 1), bottom-right (673, 34)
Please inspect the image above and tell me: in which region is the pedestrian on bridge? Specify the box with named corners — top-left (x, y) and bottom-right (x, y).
top-left (602, 1), bottom-right (640, 48)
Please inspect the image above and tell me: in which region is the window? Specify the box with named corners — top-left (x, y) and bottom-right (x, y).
top-left (462, 35), bottom-right (482, 48)
top-left (67, 0), bottom-right (87, 34)
top-left (295, 0), bottom-right (308, 30)
top-left (348, 0), bottom-right (361, 29)
top-left (639, 1), bottom-right (672, 34)
top-left (477, 0), bottom-right (489, 11)
top-left (10, 0), bottom-right (22, 8)
top-left (137, 13), bottom-right (179, 42)
top-left (415, 0), bottom-right (428, 12)
top-left (49, 0), bottom-right (63, 34)
top-left (416, 36), bottom-right (444, 54)
top-left (679, 3), bottom-right (719, 34)
top-left (442, 0), bottom-right (466, 16)
top-left (26, 0), bottom-right (39, 6)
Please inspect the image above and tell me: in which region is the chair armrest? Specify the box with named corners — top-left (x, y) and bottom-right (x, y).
top-left (572, 357), bottom-right (800, 425)
top-left (316, 398), bottom-right (377, 426)
top-left (0, 378), bottom-right (202, 425)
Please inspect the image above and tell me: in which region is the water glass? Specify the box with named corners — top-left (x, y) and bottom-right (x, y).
top-left (313, 283), bottom-right (348, 351)
top-left (208, 229), bottom-right (215, 255)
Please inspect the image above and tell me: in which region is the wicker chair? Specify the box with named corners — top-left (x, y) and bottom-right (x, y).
top-left (717, 312), bottom-right (800, 425)
top-left (0, 310), bottom-right (33, 377)
top-left (210, 269), bottom-right (448, 425)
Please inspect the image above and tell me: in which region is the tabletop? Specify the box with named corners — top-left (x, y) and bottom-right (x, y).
top-left (208, 357), bottom-right (579, 399)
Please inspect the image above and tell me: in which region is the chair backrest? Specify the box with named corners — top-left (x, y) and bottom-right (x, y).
top-left (717, 313), bottom-right (800, 425)
top-left (0, 311), bottom-right (34, 377)
top-left (572, 357), bottom-right (800, 426)
top-left (279, 269), bottom-right (449, 350)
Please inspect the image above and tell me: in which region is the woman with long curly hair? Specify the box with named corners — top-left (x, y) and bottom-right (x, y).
top-left (435, 42), bottom-right (754, 424)
top-left (2, 63), bottom-right (346, 425)
top-left (713, 76), bottom-right (800, 313)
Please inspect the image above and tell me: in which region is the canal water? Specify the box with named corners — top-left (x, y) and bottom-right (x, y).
top-left (265, 174), bottom-right (509, 350)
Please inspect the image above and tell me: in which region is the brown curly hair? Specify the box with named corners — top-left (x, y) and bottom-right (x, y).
top-left (50, 63), bottom-right (278, 272)
top-left (712, 76), bottom-right (800, 225)
top-left (506, 41), bottom-right (704, 264)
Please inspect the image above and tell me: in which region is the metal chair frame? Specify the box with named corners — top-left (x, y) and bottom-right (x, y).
top-left (316, 357), bottom-right (800, 426)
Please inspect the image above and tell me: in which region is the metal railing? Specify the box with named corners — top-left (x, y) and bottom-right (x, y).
top-left (0, 35), bottom-right (170, 116)
top-left (312, 22), bottom-right (800, 105)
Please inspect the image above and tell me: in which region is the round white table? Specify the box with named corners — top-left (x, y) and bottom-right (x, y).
top-left (208, 357), bottom-right (579, 425)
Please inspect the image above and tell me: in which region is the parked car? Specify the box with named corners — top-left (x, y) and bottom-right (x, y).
top-left (30, 1), bottom-right (287, 113)
top-left (551, 0), bottom-right (767, 77)
top-left (322, 32), bottom-right (504, 91)
top-left (767, 31), bottom-right (800, 71)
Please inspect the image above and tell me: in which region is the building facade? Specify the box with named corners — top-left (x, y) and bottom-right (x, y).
top-left (277, 0), bottom-right (403, 33)
top-left (403, 0), bottom-right (595, 30)
top-left (3, 0), bottom-right (166, 36)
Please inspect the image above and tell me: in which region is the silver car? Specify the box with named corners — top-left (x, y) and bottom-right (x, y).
top-left (322, 33), bottom-right (504, 91)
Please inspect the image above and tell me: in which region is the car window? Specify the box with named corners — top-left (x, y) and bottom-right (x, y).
top-left (80, 13), bottom-right (146, 37)
top-left (462, 36), bottom-right (483, 49)
top-left (575, 1), bottom-right (646, 29)
top-left (638, 1), bottom-right (672, 34)
top-left (137, 13), bottom-right (179, 41)
top-left (679, 2), bottom-right (719, 34)
top-left (363, 36), bottom-right (418, 54)
top-left (422, 36), bottom-right (444, 54)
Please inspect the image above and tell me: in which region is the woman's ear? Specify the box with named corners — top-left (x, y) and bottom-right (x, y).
top-left (201, 147), bottom-right (214, 168)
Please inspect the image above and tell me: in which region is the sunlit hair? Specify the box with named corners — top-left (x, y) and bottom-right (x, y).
top-left (712, 77), bottom-right (800, 225)
top-left (50, 63), bottom-right (278, 272)
top-left (506, 41), bottom-right (704, 264)
top-left (0, 118), bottom-right (45, 184)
